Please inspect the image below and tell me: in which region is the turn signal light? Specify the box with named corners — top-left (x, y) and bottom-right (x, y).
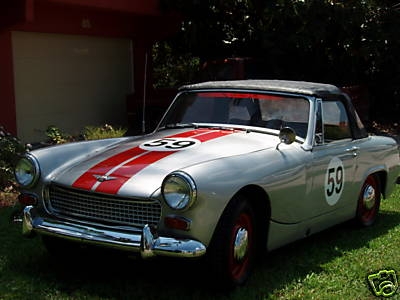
top-left (164, 215), bottom-right (191, 231)
top-left (18, 193), bottom-right (38, 206)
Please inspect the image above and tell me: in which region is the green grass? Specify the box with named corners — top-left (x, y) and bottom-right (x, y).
top-left (1, 187), bottom-right (400, 300)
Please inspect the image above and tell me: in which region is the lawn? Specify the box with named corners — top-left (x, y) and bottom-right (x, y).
top-left (0, 187), bottom-right (399, 300)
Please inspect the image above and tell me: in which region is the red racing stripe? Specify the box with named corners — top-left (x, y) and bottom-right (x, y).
top-left (192, 129), bottom-right (234, 142)
top-left (72, 129), bottom-right (201, 190)
top-left (200, 92), bottom-right (284, 101)
top-left (94, 129), bottom-right (233, 194)
top-left (94, 151), bottom-right (173, 194)
top-left (71, 147), bottom-right (146, 191)
top-left (72, 129), bottom-right (233, 193)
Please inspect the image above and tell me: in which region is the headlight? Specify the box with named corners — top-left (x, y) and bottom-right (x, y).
top-left (162, 171), bottom-right (197, 210)
top-left (14, 155), bottom-right (40, 188)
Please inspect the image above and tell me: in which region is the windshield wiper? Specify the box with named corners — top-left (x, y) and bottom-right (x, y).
top-left (194, 124), bottom-right (252, 133)
top-left (163, 123), bottom-right (198, 129)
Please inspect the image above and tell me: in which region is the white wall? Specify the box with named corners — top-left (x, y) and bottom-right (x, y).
top-left (12, 31), bottom-right (133, 142)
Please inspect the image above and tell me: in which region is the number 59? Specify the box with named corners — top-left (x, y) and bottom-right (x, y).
top-left (326, 166), bottom-right (343, 196)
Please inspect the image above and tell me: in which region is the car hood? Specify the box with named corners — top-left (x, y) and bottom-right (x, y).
top-left (53, 128), bottom-right (278, 197)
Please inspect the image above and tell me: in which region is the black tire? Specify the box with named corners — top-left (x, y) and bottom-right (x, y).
top-left (356, 175), bottom-right (381, 226)
top-left (206, 195), bottom-right (257, 289)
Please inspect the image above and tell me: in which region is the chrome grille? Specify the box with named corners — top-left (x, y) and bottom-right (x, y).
top-left (46, 184), bottom-right (161, 227)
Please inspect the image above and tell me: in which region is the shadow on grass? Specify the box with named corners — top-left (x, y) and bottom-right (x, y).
top-left (250, 209), bottom-right (400, 297)
top-left (1, 207), bottom-right (399, 299)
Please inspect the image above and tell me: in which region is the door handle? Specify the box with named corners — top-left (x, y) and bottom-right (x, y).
top-left (346, 146), bottom-right (360, 157)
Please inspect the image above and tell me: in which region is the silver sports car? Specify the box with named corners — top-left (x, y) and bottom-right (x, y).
top-left (15, 80), bottom-right (400, 287)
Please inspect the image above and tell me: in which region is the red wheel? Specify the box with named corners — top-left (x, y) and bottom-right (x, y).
top-left (228, 211), bottom-right (254, 282)
top-left (356, 175), bottom-right (380, 226)
top-left (207, 195), bottom-right (257, 288)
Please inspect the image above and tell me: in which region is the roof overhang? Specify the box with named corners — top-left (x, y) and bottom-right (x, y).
top-left (180, 80), bottom-right (343, 97)
top-left (0, 0), bottom-right (181, 39)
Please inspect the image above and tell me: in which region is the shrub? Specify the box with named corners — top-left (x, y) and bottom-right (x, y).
top-left (83, 124), bottom-right (127, 140)
top-left (45, 125), bottom-right (73, 145)
top-left (0, 126), bottom-right (27, 191)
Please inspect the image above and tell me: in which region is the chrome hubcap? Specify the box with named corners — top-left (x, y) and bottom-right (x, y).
top-left (234, 227), bottom-right (248, 261)
top-left (363, 184), bottom-right (376, 210)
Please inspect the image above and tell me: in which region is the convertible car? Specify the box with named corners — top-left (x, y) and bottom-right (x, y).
top-left (15, 80), bottom-right (400, 287)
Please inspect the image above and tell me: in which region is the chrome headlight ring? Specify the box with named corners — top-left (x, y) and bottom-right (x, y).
top-left (162, 171), bottom-right (197, 211)
top-left (14, 154), bottom-right (40, 188)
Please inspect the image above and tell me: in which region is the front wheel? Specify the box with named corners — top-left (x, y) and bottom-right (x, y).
top-left (356, 175), bottom-right (381, 226)
top-left (206, 195), bottom-right (257, 289)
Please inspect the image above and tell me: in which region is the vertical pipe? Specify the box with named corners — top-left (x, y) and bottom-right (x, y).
top-left (142, 52), bottom-right (148, 133)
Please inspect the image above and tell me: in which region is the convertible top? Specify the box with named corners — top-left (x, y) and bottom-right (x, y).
top-left (180, 80), bottom-right (343, 97)
top-left (180, 79), bottom-right (368, 139)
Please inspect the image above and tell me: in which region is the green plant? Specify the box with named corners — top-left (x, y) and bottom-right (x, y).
top-left (0, 126), bottom-right (26, 191)
top-left (83, 124), bottom-right (127, 140)
top-left (152, 41), bottom-right (200, 88)
top-left (45, 125), bottom-right (71, 145)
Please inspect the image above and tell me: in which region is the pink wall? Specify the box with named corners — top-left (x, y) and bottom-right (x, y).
top-left (0, 31), bottom-right (17, 134)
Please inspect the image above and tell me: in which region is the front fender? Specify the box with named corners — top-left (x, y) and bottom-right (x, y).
top-left (30, 137), bottom-right (133, 183)
top-left (177, 146), bottom-right (305, 246)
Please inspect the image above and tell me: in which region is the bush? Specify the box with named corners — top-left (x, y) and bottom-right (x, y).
top-left (0, 126), bottom-right (27, 191)
top-left (83, 124), bottom-right (127, 140)
top-left (45, 125), bottom-right (73, 145)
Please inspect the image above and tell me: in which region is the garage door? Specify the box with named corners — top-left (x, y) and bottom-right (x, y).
top-left (12, 31), bottom-right (133, 143)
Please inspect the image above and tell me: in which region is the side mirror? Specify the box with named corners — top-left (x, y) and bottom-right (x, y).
top-left (276, 127), bottom-right (296, 150)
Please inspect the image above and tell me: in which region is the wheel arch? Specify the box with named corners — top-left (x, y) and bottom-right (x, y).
top-left (364, 170), bottom-right (386, 198)
top-left (374, 170), bottom-right (386, 196)
top-left (235, 184), bottom-right (271, 252)
top-left (356, 171), bottom-right (382, 227)
top-left (205, 184), bottom-right (271, 287)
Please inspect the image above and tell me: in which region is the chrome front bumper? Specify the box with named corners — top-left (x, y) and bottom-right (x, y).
top-left (22, 206), bottom-right (206, 258)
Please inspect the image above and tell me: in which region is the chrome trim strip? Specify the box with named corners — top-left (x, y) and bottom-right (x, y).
top-left (22, 206), bottom-right (206, 258)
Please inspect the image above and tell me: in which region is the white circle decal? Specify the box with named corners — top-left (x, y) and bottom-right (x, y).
top-left (139, 137), bottom-right (201, 152)
top-left (324, 157), bottom-right (345, 206)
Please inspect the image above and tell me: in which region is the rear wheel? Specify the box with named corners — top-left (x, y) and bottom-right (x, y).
top-left (356, 175), bottom-right (381, 226)
top-left (207, 195), bottom-right (257, 289)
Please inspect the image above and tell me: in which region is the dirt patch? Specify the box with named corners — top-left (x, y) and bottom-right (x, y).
top-left (0, 192), bottom-right (18, 208)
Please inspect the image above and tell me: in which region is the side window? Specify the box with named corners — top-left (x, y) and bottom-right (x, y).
top-left (322, 100), bottom-right (352, 142)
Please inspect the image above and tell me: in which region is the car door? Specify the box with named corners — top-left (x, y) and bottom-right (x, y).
top-left (307, 98), bottom-right (359, 218)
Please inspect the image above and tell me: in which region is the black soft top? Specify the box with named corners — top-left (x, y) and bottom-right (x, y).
top-left (180, 79), bottom-right (368, 139)
top-left (180, 80), bottom-right (343, 97)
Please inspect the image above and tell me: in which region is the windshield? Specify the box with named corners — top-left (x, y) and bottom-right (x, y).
top-left (159, 91), bottom-right (310, 138)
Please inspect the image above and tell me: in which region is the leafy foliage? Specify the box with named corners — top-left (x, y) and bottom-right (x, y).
top-left (45, 125), bottom-right (72, 145)
top-left (82, 124), bottom-right (127, 140)
top-left (0, 126), bottom-right (26, 191)
top-left (159, 0), bottom-right (400, 119)
top-left (44, 124), bottom-right (127, 144)
top-left (152, 42), bottom-right (200, 88)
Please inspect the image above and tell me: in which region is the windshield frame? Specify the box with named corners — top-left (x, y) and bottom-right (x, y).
top-left (157, 89), bottom-right (313, 144)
